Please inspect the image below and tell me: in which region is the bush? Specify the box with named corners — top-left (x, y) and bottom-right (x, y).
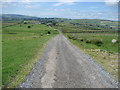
top-left (91, 39), bottom-right (103, 46)
top-left (24, 22), bottom-right (27, 24)
top-left (80, 39), bottom-right (84, 41)
top-left (79, 38), bottom-right (84, 41)
top-left (85, 39), bottom-right (91, 43)
top-left (68, 35), bottom-right (74, 39)
top-left (28, 26), bottom-right (31, 28)
top-left (48, 31), bottom-right (51, 34)
top-left (72, 37), bottom-right (78, 40)
top-left (40, 34), bottom-right (43, 36)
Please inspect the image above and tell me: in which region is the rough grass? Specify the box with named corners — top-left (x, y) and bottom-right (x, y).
top-left (2, 23), bottom-right (58, 87)
top-left (65, 33), bottom-right (119, 81)
top-left (66, 33), bottom-right (118, 53)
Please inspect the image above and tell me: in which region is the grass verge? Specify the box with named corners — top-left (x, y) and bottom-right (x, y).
top-left (64, 33), bottom-right (119, 81)
top-left (6, 35), bottom-right (56, 88)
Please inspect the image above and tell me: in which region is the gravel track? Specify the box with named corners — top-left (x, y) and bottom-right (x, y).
top-left (20, 33), bottom-right (118, 88)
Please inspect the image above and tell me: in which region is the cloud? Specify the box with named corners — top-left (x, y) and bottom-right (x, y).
top-left (52, 3), bottom-right (64, 6)
top-left (21, 0), bottom-right (32, 3)
top-left (52, 0), bottom-right (77, 6)
top-left (104, 0), bottom-right (119, 6)
top-left (52, 0), bottom-right (119, 7)
top-left (24, 5), bottom-right (33, 8)
top-left (52, 2), bottom-right (75, 6)
top-left (96, 12), bottom-right (104, 15)
top-left (20, 0), bottom-right (35, 9)
top-left (2, 2), bottom-right (16, 8)
top-left (2, 0), bottom-right (33, 2)
top-left (3, 0), bottom-right (13, 2)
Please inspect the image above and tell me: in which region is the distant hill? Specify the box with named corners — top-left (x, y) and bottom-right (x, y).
top-left (2, 14), bottom-right (40, 21)
top-left (1, 14), bottom-right (67, 23)
top-left (1, 14), bottom-right (118, 30)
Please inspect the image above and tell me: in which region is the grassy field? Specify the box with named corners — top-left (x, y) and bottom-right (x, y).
top-left (2, 22), bottom-right (58, 87)
top-left (65, 33), bottom-right (118, 53)
top-left (2, 20), bottom-right (22, 28)
top-left (64, 32), bottom-right (119, 80)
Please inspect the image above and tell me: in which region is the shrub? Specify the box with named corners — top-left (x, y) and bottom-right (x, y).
top-left (85, 39), bottom-right (91, 43)
top-left (91, 39), bottom-right (103, 46)
top-left (72, 37), bottom-right (78, 40)
top-left (48, 31), bottom-right (51, 34)
top-left (28, 26), bottom-right (31, 28)
top-left (68, 35), bottom-right (74, 39)
top-left (80, 39), bottom-right (84, 41)
top-left (67, 35), bottom-right (78, 40)
top-left (24, 22), bottom-right (27, 24)
top-left (79, 38), bottom-right (84, 41)
top-left (40, 34), bottom-right (43, 36)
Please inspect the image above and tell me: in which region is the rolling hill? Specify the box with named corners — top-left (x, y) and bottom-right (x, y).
top-left (2, 14), bottom-right (118, 31)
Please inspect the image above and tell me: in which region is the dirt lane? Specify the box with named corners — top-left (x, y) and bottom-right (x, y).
top-left (20, 33), bottom-right (118, 88)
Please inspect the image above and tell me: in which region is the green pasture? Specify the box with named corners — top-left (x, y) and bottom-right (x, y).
top-left (2, 22), bottom-right (58, 87)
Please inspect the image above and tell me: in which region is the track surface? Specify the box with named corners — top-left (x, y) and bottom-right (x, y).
top-left (20, 33), bottom-right (118, 88)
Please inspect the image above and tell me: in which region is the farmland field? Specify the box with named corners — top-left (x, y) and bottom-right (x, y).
top-left (2, 22), bottom-right (58, 87)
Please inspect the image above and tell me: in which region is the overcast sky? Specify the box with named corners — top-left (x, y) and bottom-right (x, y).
top-left (2, 0), bottom-right (119, 20)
